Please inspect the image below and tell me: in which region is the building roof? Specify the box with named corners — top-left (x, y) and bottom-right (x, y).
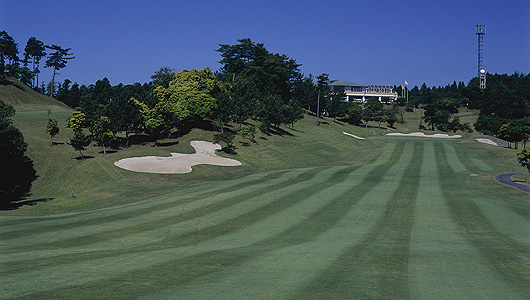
top-left (329, 80), bottom-right (365, 87)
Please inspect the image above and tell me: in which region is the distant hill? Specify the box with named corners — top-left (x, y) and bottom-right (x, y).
top-left (0, 77), bottom-right (70, 110)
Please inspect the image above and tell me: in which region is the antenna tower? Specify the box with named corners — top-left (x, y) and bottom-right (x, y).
top-left (476, 24), bottom-right (486, 89)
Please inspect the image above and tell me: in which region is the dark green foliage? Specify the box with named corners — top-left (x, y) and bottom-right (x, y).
top-left (68, 130), bottom-right (91, 158)
top-left (0, 100), bottom-right (36, 204)
top-left (23, 37), bottom-right (46, 88)
top-left (326, 87), bottom-right (347, 121)
top-left (422, 98), bottom-right (460, 131)
top-left (259, 119), bottom-right (271, 134)
top-left (345, 102), bottom-right (363, 125)
top-left (472, 73), bottom-right (530, 135)
top-left (150, 67), bottom-right (175, 88)
top-left (213, 131), bottom-right (236, 152)
top-left (44, 44), bottom-right (74, 97)
top-left (237, 125), bottom-right (256, 145)
top-left (0, 30), bottom-right (19, 76)
top-left (216, 38), bottom-right (305, 128)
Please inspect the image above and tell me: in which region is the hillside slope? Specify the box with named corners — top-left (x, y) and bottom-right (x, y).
top-left (0, 78), bottom-right (70, 109)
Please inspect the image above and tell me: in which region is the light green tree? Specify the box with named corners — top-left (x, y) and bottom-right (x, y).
top-left (130, 97), bottom-right (180, 147)
top-left (517, 147), bottom-right (530, 181)
top-left (45, 118), bottom-right (60, 145)
top-left (153, 67), bottom-right (217, 121)
top-left (92, 116), bottom-right (114, 154)
top-left (67, 111), bottom-right (91, 158)
top-left (66, 111), bottom-right (87, 131)
top-left (237, 125), bottom-right (256, 146)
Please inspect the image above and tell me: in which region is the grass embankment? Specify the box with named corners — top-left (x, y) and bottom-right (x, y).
top-left (2, 82), bottom-right (529, 299)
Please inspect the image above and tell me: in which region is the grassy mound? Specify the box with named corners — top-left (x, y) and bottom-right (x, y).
top-left (0, 77), bottom-right (70, 109)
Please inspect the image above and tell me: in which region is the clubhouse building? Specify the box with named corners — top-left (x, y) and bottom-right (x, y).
top-left (328, 80), bottom-right (398, 103)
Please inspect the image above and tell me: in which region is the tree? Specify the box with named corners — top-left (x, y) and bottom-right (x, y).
top-left (517, 147), bottom-right (530, 182)
top-left (237, 124), bottom-right (256, 146)
top-left (345, 102), bottom-right (363, 125)
top-left (153, 68), bottom-right (218, 122)
top-left (0, 31), bottom-right (19, 76)
top-left (385, 107), bottom-right (398, 128)
top-left (66, 111), bottom-right (91, 158)
top-left (68, 130), bottom-right (91, 159)
top-left (0, 100), bottom-right (36, 204)
top-left (363, 97), bottom-right (383, 127)
top-left (45, 44), bottom-right (74, 97)
top-left (326, 87), bottom-right (347, 122)
top-left (211, 81), bottom-right (234, 133)
top-left (92, 116), bottom-right (114, 154)
top-left (45, 119), bottom-right (60, 145)
top-left (67, 111), bottom-right (88, 131)
top-left (23, 37), bottom-right (46, 88)
top-left (213, 131), bottom-right (236, 153)
top-left (422, 98), bottom-right (459, 131)
top-left (131, 97), bottom-right (177, 146)
top-left (216, 38), bottom-right (305, 128)
top-left (316, 73), bottom-right (330, 126)
top-left (151, 67), bottom-right (175, 88)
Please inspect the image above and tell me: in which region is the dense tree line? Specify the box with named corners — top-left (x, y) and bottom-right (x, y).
top-left (467, 73), bottom-right (530, 148)
top-left (54, 39), bottom-right (334, 155)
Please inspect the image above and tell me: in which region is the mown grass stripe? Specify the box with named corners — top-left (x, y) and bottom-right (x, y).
top-left (1, 168), bottom-right (324, 259)
top-left (0, 170), bottom-right (290, 232)
top-left (156, 142), bottom-right (412, 299)
top-left (436, 142), bottom-right (530, 295)
top-left (408, 141), bottom-right (520, 299)
top-left (290, 141), bottom-right (422, 300)
top-left (0, 143), bottom-right (402, 299)
top-left (441, 142), bottom-right (470, 174)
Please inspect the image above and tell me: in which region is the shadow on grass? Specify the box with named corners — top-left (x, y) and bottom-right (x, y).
top-left (72, 155), bottom-right (95, 160)
top-left (154, 141), bottom-right (179, 147)
top-left (99, 150), bottom-right (118, 154)
top-left (268, 126), bottom-right (294, 137)
top-left (0, 198), bottom-right (55, 211)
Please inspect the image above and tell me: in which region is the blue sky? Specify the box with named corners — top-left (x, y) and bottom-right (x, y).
top-left (2, 0), bottom-right (529, 88)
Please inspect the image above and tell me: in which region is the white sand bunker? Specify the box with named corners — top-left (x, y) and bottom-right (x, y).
top-left (343, 132), bottom-right (365, 140)
top-left (385, 132), bottom-right (462, 139)
top-left (114, 141), bottom-right (241, 174)
top-left (476, 138), bottom-right (499, 146)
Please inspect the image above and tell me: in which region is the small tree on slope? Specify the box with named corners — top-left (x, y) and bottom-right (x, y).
top-left (517, 147), bottom-right (530, 183)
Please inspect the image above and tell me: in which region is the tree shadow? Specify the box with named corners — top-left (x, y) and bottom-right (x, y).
top-left (154, 141), bottom-right (179, 147)
top-left (0, 198), bottom-right (55, 211)
top-left (125, 134), bottom-right (155, 146)
top-left (51, 141), bottom-right (65, 146)
top-left (174, 119), bottom-right (215, 138)
top-left (268, 126), bottom-right (294, 137)
top-left (98, 150), bottom-right (118, 154)
top-left (217, 147), bottom-right (238, 155)
top-left (72, 155), bottom-right (95, 160)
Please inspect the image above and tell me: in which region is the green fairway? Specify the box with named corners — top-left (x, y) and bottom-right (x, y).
top-left (1, 136), bottom-right (529, 299)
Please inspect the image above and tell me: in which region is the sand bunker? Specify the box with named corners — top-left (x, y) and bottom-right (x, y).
top-left (476, 138), bottom-right (499, 146)
top-left (114, 141), bottom-right (241, 174)
top-left (385, 132), bottom-right (462, 139)
top-left (343, 132), bottom-right (365, 140)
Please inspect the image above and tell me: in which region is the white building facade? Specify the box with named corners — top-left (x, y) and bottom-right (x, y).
top-left (328, 80), bottom-right (398, 103)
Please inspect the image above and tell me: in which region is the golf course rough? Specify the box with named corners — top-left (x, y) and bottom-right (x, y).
top-left (1, 139), bottom-right (530, 299)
